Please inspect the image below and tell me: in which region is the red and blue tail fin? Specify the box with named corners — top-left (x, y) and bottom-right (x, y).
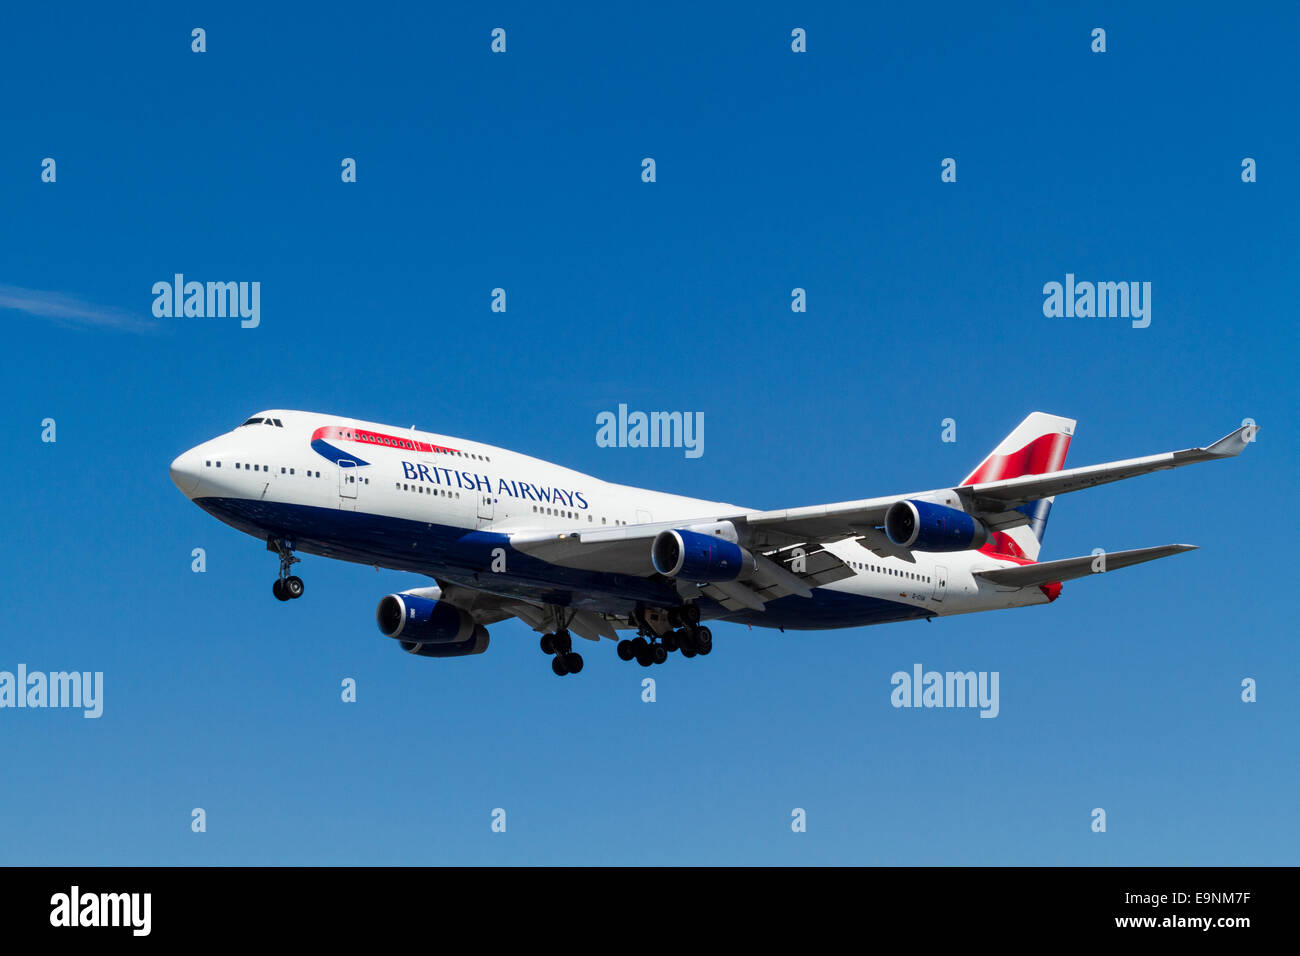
top-left (962, 412), bottom-right (1075, 561)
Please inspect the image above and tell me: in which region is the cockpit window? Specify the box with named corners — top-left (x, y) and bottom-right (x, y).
top-left (240, 417), bottom-right (264, 426)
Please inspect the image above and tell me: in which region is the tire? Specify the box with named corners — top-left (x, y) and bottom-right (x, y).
top-left (272, 579), bottom-right (289, 602)
top-left (553, 630), bottom-right (572, 655)
top-left (637, 649), bottom-right (653, 667)
top-left (695, 626), bottom-right (712, 650)
top-left (284, 575), bottom-right (305, 599)
top-left (540, 633), bottom-right (556, 655)
top-left (662, 632), bottom-right (680, 652)
top-left (650, 644), bottom-right (668, 665)
top-left (564, 652), bottom-right (584, 674)
top-left (631, 637), bottom-right (648, 656)
top-left (551, 656), bottom-right (569, 677)
top-left (617, 639), bottom-right (635, 661)
top-left (681, 645), bottom-right (697, 659)
top-left (683, 604), bottom-right (701, 626)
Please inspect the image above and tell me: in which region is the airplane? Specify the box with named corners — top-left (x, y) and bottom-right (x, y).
top-left (168, 411), bottom-right (1255, 677)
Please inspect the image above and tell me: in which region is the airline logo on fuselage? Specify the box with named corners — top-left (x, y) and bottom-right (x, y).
top-left (400, 461), bottom-right (589, 509)
top-left (306, 424), bottom-right (590, 509)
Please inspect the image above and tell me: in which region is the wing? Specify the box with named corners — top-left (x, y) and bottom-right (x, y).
top-left (741, 423), bottom-right (1255, 547)
top-left (504, 422), bottom-right (1253, 608)
top-left (973, 544), bottom-right (1196, 587)
top-left (435, 581), bottom-right (622, 643)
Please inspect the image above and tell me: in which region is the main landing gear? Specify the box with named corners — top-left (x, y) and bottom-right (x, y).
top-left (540, 629), bottom-right (584, 677)
top-left (269, 537), bottom-right (304, 602)
top-left (616, 605), bottom-right (712, 667)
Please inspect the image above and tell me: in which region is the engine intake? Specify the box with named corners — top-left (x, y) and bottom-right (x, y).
top-left (651, 528), bottom-right (754, 582)
top-left (885, 499), bottom-right (990, 552)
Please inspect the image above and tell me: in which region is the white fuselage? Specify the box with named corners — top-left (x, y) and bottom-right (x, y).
top-left (169, 409), bottom-right (1051, 630)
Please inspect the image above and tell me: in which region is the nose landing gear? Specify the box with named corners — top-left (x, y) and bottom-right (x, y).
top-left (269, 537), bottom-right (304, 602)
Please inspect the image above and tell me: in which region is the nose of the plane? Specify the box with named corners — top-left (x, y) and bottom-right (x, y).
top-left (169, 448), bottom-right (202, 497)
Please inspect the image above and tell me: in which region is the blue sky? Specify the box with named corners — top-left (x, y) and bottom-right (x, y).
top-left (2, 1), bottom-right (1296, 864)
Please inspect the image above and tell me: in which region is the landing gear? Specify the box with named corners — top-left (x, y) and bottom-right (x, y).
top-left (542, 628), bottom-right (582, 676)
top-left (269, 538), bottom-right (303, 601)
top-left (615, 605), bottom-right (712, 666)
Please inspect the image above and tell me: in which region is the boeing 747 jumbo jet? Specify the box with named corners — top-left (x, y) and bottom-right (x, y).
top-left (168, 412), bottom-right (1254, 676)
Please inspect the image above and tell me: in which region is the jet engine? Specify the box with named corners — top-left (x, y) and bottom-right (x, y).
top-left (884, 499), bottom-right (991, 552)
top-left (651, 528), bottom-right (755, 582)
top-left (377, 592), bottom-right (490, 657)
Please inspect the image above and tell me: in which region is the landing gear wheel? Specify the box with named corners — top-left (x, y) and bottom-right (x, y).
top-left (681, 645), bottom-right (697, 658)
top-left (272, 579), bottom-right (289, 602)
top-left (636, 647), bottom-right (653, 667)
top-left (551, 656), bottom-right (569, 677)
top-left (662, 631), bottom-right (680, 652)
top-left (650, 644), bottom-right (668, 665)
top-left (683, 604), bottom-right (701, 626)
top-left (283, 575), bottom-right (305, 599)
top-left (617, 639), bottom-right (635, 661)
top-left (553, 630), bottom-right (572, 655)
top-left (695, 626), bottom-right (712, 650)
top-left (540, 633), bottom-right (556, 655)
top-left (564, 652), bottom-right (584, 674)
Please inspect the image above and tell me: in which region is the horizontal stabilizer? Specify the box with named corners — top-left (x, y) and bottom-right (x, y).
top-left (974, 544), bottom-right (1197, 588)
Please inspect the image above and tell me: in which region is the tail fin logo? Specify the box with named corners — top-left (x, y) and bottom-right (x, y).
top-left (962, 432), bottom-right (1072, 486)
top-left (963, 413), bottom-right (1076, 560)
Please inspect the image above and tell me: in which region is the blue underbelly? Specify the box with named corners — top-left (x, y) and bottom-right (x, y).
top-left (193, 496), bottom-right (929, 631)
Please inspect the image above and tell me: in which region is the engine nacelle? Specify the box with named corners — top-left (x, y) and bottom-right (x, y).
top-left (399, 634), bottom-right (490, 657)
top-left (377, 592), bottom-right (487, 647)
top-left (884, 499), bottom-right (990, 552)
top-left (651, 528), bottom-right (754, 582)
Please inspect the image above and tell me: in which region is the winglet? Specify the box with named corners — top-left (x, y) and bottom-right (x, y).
top-left (1205, 424), bottom-right (1258, 458)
